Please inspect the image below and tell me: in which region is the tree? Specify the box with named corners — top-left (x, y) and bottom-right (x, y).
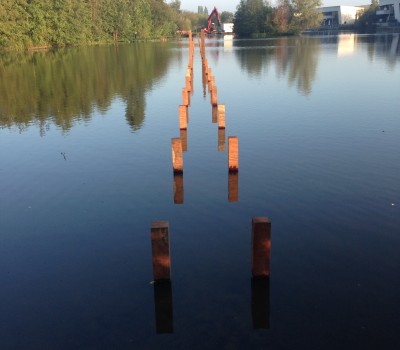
top-left (234, 0), bottom-right (274, 36)
top-left (221, 11), bottom-right (234, 23)
top-left (273, 0), bottom-right (292, 33)
top-left (169, 0), bottom-right (181, 12)
top-left (290, 0), bottom-right (322, 32)
top-left (356, 0), bottom-right (378, 32)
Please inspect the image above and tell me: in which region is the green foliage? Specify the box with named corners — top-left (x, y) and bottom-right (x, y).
top-left (289, 0), bottom-right (322, 32)
top-left (0, 0), bottom-right (189, 50)
top-left (221, 11), bottom-right (234, 23)
top-left (355, 1), bottom-right (379, 32)
top-left (234, 0), bottom-right (275, 36)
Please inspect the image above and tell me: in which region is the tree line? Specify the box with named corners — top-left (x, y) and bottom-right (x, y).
top-left (234, 0), bottom-right (323, 37)
top-left (1, 0), bottom-right (379, 50)
top-left (0, 0), bottom-right (198, 50)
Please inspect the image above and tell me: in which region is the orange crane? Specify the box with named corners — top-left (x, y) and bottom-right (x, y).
top-left (204, 7), bottom-right (222, 34)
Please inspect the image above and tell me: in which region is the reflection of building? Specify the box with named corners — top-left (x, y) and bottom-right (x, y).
top-left (319, 6), bottom-right (364, 26)
top-left (338, 34), bottom-right (355, 57)
top-left (376, 0), bottom-right (400, 23)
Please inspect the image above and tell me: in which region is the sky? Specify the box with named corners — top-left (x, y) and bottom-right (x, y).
top-left (179, 0), bottom-right (369, 14)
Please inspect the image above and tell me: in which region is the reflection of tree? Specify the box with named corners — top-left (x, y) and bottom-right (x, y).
top-left (233, 41), bottom-right (274, 77)
top-left (0, 43), bottom-right (176, 133)
top-left (234, 37), bottom-right (320, 95)
top-left (287, 37), bottom-right (320, 95)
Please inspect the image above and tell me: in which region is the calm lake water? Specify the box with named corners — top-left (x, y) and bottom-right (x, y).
top-left (1, 34), bottom-right (399, 349)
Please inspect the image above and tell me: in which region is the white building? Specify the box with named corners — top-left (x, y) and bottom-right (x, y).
top-left (223, 23), bottom-right (234, 33)
top-left (319, 6), bottom-right (364, 26)
top-left (376, 0), bottom-right (400, 23)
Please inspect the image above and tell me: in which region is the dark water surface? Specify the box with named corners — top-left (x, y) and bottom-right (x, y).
top-left (1, 35), bottom-right (399, 349)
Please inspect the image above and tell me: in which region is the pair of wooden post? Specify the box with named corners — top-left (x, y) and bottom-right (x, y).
top-left (150, 217), bottom-right (270, 281)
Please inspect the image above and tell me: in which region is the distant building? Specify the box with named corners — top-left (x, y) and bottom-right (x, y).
top-left (223, 23), bottom-right (234, 33)
top-left (319, 6), bottom-right (364, 26)
top-left (376, 0), bottom-right (400, 23)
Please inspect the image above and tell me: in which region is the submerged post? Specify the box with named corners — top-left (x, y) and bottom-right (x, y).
top-left (151, 221), bottom-right (171, 282)
top-left (171, 138), bottom-right (183, 174)
top-left (251, 217), bottom-right (271, 278)
top-left (228, 136), bottom-right (238, 172)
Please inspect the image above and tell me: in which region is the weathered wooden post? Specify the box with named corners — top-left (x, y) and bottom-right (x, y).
top-left (151, 221), bottom-right (171, 282)
top-left (228, 136), bottom-right (239, 172)
top-left (218, 104), bottom-right (226, 129)
top-left (228, 172), bottom-right (238, 202)
top-left (179, 105), bottom-right (188, 130)
top-left (218, 128), bottom-right (225, 152)
top-left (173, 174), bottom-right (184, 204)
top-left (251, 217), bottom-right (271, 277)
top-left (171, 138), bottom-right (183, 174)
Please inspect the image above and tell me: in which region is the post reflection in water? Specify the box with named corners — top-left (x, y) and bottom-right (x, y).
top-left (228, 171), bottom-right (238, 202)
top-left (251, 277), bottom-right (270, 329)
top-left (153, 282), bottom-right (174, 334)
top-left (212, 105), bottom-right (218, 123)
top-left (180, 129), bottom-right (188, 152)
top-left (218, 128), bottom-right (225, 152)
top-left (173, 174), bottom-right (184, 204)
top-left (251, 217), bottom-right (271, 329)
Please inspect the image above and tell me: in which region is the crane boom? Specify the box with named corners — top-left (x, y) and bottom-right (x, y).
top-left (205, 7), bottom-right (222, 34)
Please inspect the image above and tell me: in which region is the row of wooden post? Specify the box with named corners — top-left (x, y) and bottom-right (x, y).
top-left (150, 217), bottom-right (271, 332)
top-left (171, 32), bottom-right (240, 204)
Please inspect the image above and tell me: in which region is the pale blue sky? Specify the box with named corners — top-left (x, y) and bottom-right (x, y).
top-left (179, 0), bottom-right (369, 13)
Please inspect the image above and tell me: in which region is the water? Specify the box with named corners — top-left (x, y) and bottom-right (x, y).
top-left (1, 35), bottom-right (399, 349)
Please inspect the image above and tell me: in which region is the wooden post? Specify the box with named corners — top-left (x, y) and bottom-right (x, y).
top-left (251, 217), bottom-right (271, 278)
top-left (228, 172), bottom-right (238, 202)
top-left (251, 277), bottom-right (270, 329)
top-left (228, 136), bottom-right (238, 172)
top-left (179, 105), bottom-right (187, 130)
top-left (171, 138), bottom-right (183, 174)
top-left (173, 174), bottom-right (184, 204)
top-left (218, 128), bottom-right (225, 152)
top-left (151, 221), bottom-right (171, 282)
top-left (218, 104), bottom-right (226, 129)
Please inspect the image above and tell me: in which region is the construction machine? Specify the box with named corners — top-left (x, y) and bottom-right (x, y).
top-left (204, 7), bottom-right (222, 34)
